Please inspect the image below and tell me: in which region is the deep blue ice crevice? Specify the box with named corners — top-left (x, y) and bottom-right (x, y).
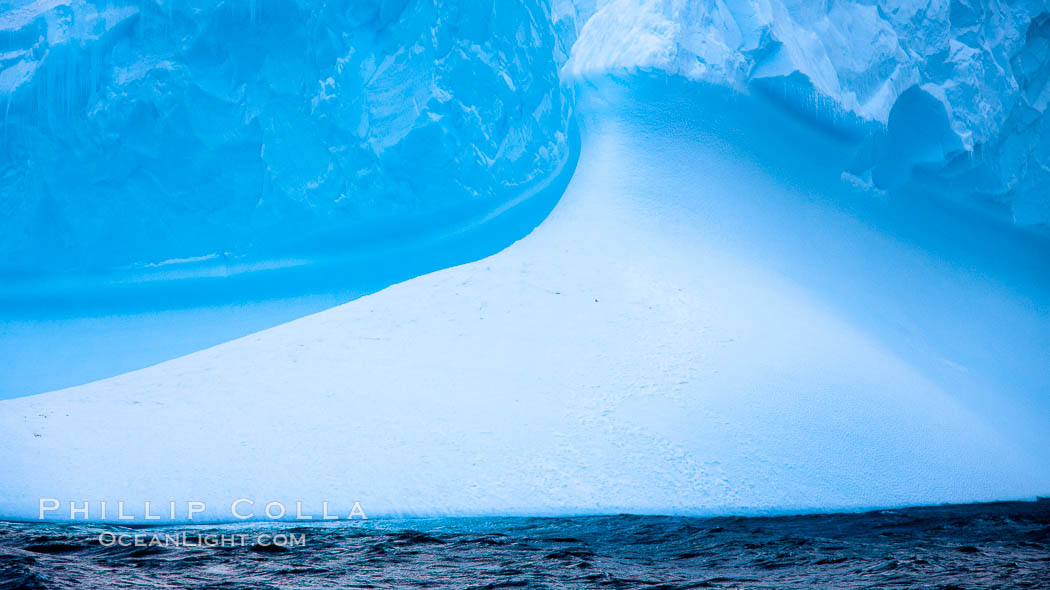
top-left (0, 0), bottom-right (574, 275)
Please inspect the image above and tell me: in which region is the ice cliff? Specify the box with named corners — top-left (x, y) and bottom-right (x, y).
top-left (0, 0), bottom-right (573, 273)
top-left (561, 0), bottom-right (1050, 227)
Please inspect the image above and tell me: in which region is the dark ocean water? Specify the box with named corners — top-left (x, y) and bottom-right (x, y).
top-left (2, 500), bottom-right (1049, 589)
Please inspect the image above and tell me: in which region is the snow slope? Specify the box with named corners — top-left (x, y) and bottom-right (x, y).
top-left (2, 78), bottom-right (1047, 521)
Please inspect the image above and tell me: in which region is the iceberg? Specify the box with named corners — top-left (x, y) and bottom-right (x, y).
top-left (2, 78), bottom-right (1048, 521)
top-left (1, 1), bottom-right (1048, 521)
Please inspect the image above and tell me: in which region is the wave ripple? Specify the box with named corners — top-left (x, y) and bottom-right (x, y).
top-left (2, 500), bottom-right (1048, 588)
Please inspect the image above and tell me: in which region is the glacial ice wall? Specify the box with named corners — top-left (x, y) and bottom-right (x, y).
top-left (0, 0), bottom-right (573, 273)
top-left (561, 0), bottom-right (1050, 227)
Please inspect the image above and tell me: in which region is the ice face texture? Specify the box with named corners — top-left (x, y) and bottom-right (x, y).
top-left (0, 0), bottom-right (573, 273)
top-left (562, 0), bottom-right (1050, 227)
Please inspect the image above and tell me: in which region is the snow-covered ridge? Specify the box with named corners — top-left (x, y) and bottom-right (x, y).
top-left (561, 0), bottom-right (1050, 226)
top-left (0, 0), bottom-right (573, 273)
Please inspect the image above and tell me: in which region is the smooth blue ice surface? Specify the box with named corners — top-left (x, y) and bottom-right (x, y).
top-left (0, 134), bottom-right (577, 398)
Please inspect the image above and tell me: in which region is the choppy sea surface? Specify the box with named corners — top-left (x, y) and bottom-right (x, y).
top-left (2, 500), bottom-right (1048, 589)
